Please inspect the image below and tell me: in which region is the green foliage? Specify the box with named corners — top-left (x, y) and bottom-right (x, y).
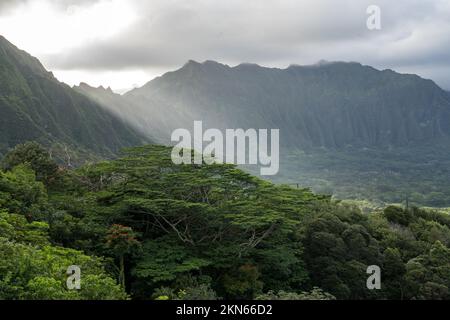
top-left (153, 286), bottom-right (219, 301)
top-left (0, 164), bottom-right (48, 219)
top-left (105, 224), bottom-right (141, 289)
top-left (106, 224), bottom-right (140, 257)
top-left (134, 238), bottom-right (211, 283)
top-left (178, 284), bottom-right (220, 300)
top-left (1, 142), bottom-right (59, 185)
top-left (384, 206), bottom-right (412, 226)
top-left (0, 211), bottom-right (49, 246)
top-left (222, 264), bottom-right (263, 299)
top-left (0, 209), bottom-right (127, 300)
top-left (255, 287), bottom-right (336, 300)
top-left (404, 241), bottom-right (450, 299)
top-left (271, 146), bottom-right (450, 208)
top-left (1, 144), bottom-right (450, 300)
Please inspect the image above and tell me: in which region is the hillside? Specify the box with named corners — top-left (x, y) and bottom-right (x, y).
top-left (0, 36), bottom-right (149, 163)
top-left (79, 60), bottom-right (450, 206)
top-left (2, 144), bottom-right (450, 300)
top-left (120, 60), bottom-right (450, 148)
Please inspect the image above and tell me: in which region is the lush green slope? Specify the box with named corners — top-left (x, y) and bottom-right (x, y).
top-left (122, 60), bottom-right (450, 148)
top-left (2, 143), bottom-right (450, 300)
top-left (0, 36), bottom-right (149, 163)
top-left (73, 82), bottom-right (153, 142)
top-left (76, 60), bottom-right (450, 206)
top-left (254, 145), bottom-right (450, 207)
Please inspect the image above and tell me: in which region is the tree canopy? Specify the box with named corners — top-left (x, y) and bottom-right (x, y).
top-left (1, 143), bottom-right (450, 300)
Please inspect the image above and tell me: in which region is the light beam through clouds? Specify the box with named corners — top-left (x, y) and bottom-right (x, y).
top-left (1, 0), bottom-right (449, 93)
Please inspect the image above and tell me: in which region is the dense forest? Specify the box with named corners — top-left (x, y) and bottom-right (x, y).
top-left (269, 145), bottom-right (450, 207)
top-left (1, 142), bottom-right (450, 300)
top-left (80, 59), bottom-right (450, 208)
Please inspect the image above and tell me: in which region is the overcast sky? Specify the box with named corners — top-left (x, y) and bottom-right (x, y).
top-left (0, 0), bottom-right (449, 93)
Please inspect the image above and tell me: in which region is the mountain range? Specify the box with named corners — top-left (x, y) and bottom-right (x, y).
top-left (0, 36), bottom-right (149, 163)
top-left (79, 59), bottom-right (450, 150)
top-left (2, 35), bottom-right (450, 206)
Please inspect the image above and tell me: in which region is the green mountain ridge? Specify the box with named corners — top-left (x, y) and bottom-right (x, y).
top-left (2, 35), bottom-right (450, 206)
top-left (1, 38), bottom-right (450, 301)
top-left (79, 60), bottom-right (450, 206)
top-left (118, 60), bottom-right (450, 149)
top-left (73, 82), bottom-right (154, 142)
top-left (0, 36), bottom-right (149, 163)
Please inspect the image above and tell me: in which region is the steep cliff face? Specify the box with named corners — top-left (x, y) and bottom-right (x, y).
top-left (0, 36), bottom-right (148, 160)
top-left (67, 59), bottom-right (450, 204)
top-left (120, 60), bottom-right (450, 148)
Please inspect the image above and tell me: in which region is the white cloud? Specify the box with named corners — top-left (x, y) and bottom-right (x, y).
top-left (1, 0), bottom-right (449, 91)
top-left (52, 68), bottom-right (157, 93)
top-left (0, 0), bottom-right (137, 55)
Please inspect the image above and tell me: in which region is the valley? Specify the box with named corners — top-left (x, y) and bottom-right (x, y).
top-left (1, 35), bottom-right (450, 301)
top-left (77, 60), bottom-right (450, 207)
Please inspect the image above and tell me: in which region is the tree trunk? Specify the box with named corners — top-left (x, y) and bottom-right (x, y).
top-left (119, 255), bottom-right (126, 290)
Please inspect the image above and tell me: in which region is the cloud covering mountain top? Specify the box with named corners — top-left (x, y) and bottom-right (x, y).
top-left (1, 0), bottom-right (449, 91)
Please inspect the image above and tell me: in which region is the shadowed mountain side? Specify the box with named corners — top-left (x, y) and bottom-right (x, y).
top-left (75, 60), bottom-right (450, 205)
top-left (80, 60), bottom-right (450, 149)
top-left (132, 61), bottom-right (450, 148)
top-left (0, 36), bottom-right (150, 163)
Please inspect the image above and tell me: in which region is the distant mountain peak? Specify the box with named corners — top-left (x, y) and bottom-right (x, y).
top-left (203, 60), bottom-right (226, 66)
top-left (121, 57), bottom-right (450, 149)
top-left (180, 59), bottom-right (371, 75)
top-left (77, 82), bottom-right (114, 94)
top-left (287, 60), bottom-right (364, 70)
top-left (0, 35), bottom-right (10, 45)
top-left (78, 82), bottom-right (93, 89)
top-left (183, 59), bottom-right (201, 67)
top-left (315, 60), bottom-right (360, 66)
top-left (182, 59), bottom-right (231, 69)
top-left (0, 35), bottom-right (51, 77)
top-left (150, 60), bottom-right (413, 85)
top-left (234, 62), bottom-right (263, 69)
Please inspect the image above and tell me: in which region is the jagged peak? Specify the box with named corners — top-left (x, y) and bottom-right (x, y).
top-left (288, 60), bottom-right (363, 69)
top-left (182, 59), bottom-right (231, 69)
top-left (78, 82), bottom-right (93, 89)
top-left (203, 60), bottom-right (224, 66)
top-left (137, 59), bottom-right (446, 95)
top-left (177, 60), bottom-right (374, 75)
top-left (182, 60), bottom-right (367, 72)
top-left (183, 59), bottom-right (202, 67)
top-left (0, 35), bottom-right (20, 52)
top-left (76, 82), bottom-right (116, 95)
top-left (234, 62), bottom-right (261, 69)
top-left (0, 35), bottom-right (52, 78)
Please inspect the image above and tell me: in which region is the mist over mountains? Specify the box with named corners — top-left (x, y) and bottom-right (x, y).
top-left (2, 35), bottom-right (450, 205)
top-left (74, 59), bottom-right (450, 206)
top-left (3, 0), bottom-right (450, 302)
top-left (0, 36), bottom-right (149, 163)
top-left (79, 59), bottom-right (450, 150)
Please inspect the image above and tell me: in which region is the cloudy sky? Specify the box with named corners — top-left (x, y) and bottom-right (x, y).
top-left (0, 0), bottom-right (449, 93)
